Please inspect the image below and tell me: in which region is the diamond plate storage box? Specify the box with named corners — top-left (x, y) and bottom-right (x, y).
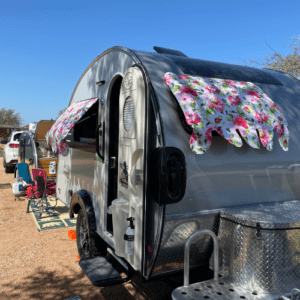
top-left (217, 200), bottom-right (300, 295)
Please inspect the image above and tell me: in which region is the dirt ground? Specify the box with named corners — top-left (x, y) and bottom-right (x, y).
top-left (0, 156), bottom-right (178, 300)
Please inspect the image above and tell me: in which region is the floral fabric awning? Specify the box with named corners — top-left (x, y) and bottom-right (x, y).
top-left (46, 98), bottom-right (98, 156)
top-left (164, 73), bottom-right (289, 154)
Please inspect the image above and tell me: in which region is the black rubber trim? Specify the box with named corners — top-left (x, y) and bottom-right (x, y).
top-left (222, 216), bottom-right (300, 231)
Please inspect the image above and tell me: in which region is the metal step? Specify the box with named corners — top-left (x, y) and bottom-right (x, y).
top-left (172, 279), bottom-right (300, 300)
top-left (79, 256), bottom-right (125, 287)
top-left (172, 278), bottom-right (270, 300)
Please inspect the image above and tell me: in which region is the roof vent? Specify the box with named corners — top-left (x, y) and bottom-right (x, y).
top-left (153, 46), bottom-right (188, 57)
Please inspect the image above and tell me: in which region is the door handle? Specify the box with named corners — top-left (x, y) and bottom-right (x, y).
top-left (96, 123), bottom-right (105, 161)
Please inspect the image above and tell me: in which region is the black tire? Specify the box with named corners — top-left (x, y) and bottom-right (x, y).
top-left (76, 209), bottom-right (107, 259)
top-left (4, 160), bottom-right (9, 173)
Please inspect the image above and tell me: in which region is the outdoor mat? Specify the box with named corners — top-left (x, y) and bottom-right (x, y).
top-left (29, 196), bottom-right (77, 231)
top-left (0, 183), bottom-right (12, 189)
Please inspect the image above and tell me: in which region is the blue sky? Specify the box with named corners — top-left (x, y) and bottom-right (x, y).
top-left (1, 0), bottom-right (299, 126)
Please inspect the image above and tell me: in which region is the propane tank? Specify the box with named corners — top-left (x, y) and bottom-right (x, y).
top-left (124, 217), bottom-right (135, 255)
top-left (12, 177), bottom-right (26, 196)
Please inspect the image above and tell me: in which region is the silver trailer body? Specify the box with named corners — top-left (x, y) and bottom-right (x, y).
top-left (56, 46), bottom-right (300, 288)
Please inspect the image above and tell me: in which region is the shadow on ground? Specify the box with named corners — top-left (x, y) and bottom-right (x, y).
top-left (0, 264), bottom-right (213, 300)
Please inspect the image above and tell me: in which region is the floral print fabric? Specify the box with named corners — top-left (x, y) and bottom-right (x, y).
top-left (164, 73), bottom-right (289, 154)
top-left (46, 98), bottom-right (98, 156)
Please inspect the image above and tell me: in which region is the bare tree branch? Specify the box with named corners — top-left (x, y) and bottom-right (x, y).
top-left (0, 107), bottom-right (23, 127)
top-left (242, 37), bottom-right (300, 79)
top-left (265, 41), bottom-right (280, 55)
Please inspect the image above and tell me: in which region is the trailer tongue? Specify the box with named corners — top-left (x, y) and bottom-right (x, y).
top-left (172, 200), bottom-right (300, 300)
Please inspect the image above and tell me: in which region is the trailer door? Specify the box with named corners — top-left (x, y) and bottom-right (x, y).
top-left (117, 66), bottom-right (147, 270)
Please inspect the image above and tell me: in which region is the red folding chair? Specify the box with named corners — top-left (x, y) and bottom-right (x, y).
top-left (26, 169), bottom-right (59, 219)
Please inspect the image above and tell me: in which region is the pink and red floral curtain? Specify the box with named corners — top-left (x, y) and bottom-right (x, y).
top-left (164, 73), bottom-right (289, 154)
top-left (46, 98), bottom-right (98, 156)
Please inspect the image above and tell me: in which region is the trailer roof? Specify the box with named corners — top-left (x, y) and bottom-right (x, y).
top-left (150, 46), bottom-right (282, 86)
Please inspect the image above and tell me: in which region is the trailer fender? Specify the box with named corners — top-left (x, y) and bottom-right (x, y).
top-left (69, 189), bottom-right (97, 237)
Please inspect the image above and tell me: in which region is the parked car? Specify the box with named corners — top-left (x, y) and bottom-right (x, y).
top-left (1, 130), bottom-right (25, 173)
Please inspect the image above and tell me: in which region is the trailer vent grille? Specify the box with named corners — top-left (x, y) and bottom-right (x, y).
top-left (123, 97), bottom-right (135, 132)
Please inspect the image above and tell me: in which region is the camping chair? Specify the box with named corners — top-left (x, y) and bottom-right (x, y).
top-left (14, 163), bottom-right (32, 201)
top-left (26, 168), bottom-right (59, 218)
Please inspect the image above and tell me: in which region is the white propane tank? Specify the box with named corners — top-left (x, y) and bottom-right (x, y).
top-left (12, 178), bottom-right (26, 196)
top-left (49, 161), bottom-right (56, 175)
top-left (124, 217), bottom-right (135, 255)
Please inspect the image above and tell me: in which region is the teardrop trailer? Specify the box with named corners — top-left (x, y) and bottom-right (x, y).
top-left (46, 46), bottom-right (300, 299)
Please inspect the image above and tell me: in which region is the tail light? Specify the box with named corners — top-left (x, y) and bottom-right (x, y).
top-left (9, 144), bottom-right (19, 148)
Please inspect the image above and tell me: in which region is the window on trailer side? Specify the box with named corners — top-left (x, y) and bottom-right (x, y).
top-left (73, 101), bottom-right (99, 146)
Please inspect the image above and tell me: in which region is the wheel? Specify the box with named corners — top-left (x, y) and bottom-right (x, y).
top-left (76, 209), bottom-right (106, 259)
top-left (4, 160), bottom-right (9, 173)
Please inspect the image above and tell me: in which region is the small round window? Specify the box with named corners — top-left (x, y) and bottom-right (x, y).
top-left (123, 97), bottom-right (135, 132)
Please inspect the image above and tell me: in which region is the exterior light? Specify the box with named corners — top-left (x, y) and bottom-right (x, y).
top-left (96, 80), bottom-right (105, 86)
